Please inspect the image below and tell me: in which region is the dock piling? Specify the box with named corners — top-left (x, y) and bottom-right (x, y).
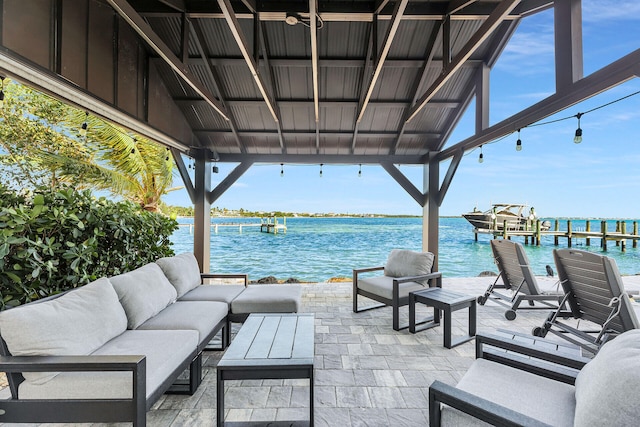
top-left (586, 221), bottom-right (591, 246)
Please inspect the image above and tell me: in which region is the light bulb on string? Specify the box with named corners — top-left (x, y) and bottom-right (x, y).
top-left (574, 113), bottom-right (583, 144)
top-left (358, 164), bottom-right (362, 178)
top-left (131, 137), bottom-right (136, 154)
top-left (0, 76), bottom-right (5, 109)
top-left (319, 163), bottom-right (323, 178)
top-left (478, 146), bottom-right (484, 163)
top-left (516, 129), bottom-right (522, 151)
top-left (280, 163), bottom-right (284, 177)
top-left (79, 112), bottom-right (88, 137)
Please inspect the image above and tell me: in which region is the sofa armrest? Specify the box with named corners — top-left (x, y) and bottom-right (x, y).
top-left (201, 273), bottom-right (248, 286)
top-left (0, 355), bottom-right (146, 425)
top-left (429, 380), bottom-right (552, 427)
top-left (475, 332), bottom-right (590, 384)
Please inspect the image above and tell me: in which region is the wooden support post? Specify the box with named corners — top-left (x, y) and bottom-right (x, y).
top-left (567, 220), bottom-right (572, 248)
top-left (525, 235), bottom-right (529, 245)
top-left (474, 230), bottom-right (478, 241)
top-left (214, 224), bottom-right (218, 233)
top-left (616, 221), bottom-right (621, 246)
top-left (634, 221), bottom-right (638, 248)
top-left (536, 219), bottom-right (541, 246)
top-left (554, 219), bottom-right (560, 246)
top-left (585, 220), bottom-right (591, 246)
top-left (621, 221), bottom-right (627, 252)
top-left (503, 220), bottom-right (508, 240)
top-left (602, 220), bottom-right (608, 251)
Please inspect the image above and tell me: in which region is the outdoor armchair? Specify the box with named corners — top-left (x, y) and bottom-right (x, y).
top-left (429, 329), bottom-right (640, 426)
top-left (478, 239), bottom-right (562, 320)
top-left (353, 249), bottom-right (441, 331)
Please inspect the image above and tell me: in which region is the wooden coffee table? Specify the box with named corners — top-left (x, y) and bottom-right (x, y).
top-left (216, 313), bottom-right (315, 426)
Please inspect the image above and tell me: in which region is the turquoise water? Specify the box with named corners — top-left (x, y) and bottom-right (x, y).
top-left (170, 217), bottom-right (640, 282)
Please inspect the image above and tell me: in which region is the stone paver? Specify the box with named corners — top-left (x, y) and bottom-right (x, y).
top-left (2, 277), bottom-right (594, 426)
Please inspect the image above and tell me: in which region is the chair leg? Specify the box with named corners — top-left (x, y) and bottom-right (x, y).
top-left (393, 304), bottom-right (400, 331)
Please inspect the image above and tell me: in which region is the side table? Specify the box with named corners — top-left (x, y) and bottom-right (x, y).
top-left (409, 288), bottom-right (476, 348)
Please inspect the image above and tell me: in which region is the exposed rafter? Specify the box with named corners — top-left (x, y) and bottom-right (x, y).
top-left (406, 0), bottom-right (520, 123)
top-left (380, 162), bottom-right (427, 206)
top-left (217, 153), bottom-right (428, 165)
top-left (106, 0), bottom-right (229, 121)
top-left (390, 22), bottom-right (443, 155)
top-left (190, 19), bottom-right (247, 154)
top-left (357, 0), bottom-right (409, 123)
top-left (309, 0), bottom-right (320, 152)
top-left (351, 20), bottom-right (376, 153)
top-left (171, 148), bottom-right (195, 203)
top-left (177, 57), bottom-right (484, 69)
top-left (216, 0), bottom-right (279, 124)
top-left (175, 98), bottom-right (460, 109)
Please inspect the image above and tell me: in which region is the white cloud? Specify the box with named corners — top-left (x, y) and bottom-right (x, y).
top-left (582, 0), bottom-right (640, 22)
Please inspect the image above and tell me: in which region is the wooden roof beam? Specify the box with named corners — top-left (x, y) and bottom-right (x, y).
top-left (356, 0), bottom-right (408, 124)
top-left (406, 0), bottom-right (520, 123)
top-left (190, 19), bottom-right (247, 154)
top-left (309, 0), bottom-right (320, 152)
top-left (106, 0), bottom-right (229, 121)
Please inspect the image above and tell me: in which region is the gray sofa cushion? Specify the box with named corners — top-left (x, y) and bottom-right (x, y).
top-left (357, 275), bottom-right (426, 300)
top-left (574, 329), bottom-right (640, 426)
top-left (231, 285), bottom-right (301, 314)
top-left (0, 278), bottom-right (127, 384)
top-left (156, 252), bottom-right (202, 298)
top-left (138, 301), bottom-right (228, 347)
top-left (442, 358), bottom-right (575, 427)
top-left (384, 249), bottom-right (434, 279)
top-left (18, 329), bottom-right (198, 400)
top-left (180, 284), bottom-right (246, 305)
top-left (110, 263), bottom-right (178, 329)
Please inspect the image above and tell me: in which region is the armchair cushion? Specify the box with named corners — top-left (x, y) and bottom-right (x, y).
top-left (442, 358), bottom-right (575, 427)
top-left (110, 263), bottom-right (178, 329)
top-left (358, 276), bottom-right (425, 300)
top-left (384, 249), bottom-right (434, 281)
top-left (573, 329), bottom-right (640, 426)
top-left (156, 252), bottom-right (202, 298)
top-left (0, 278), bottom-right (128, 384)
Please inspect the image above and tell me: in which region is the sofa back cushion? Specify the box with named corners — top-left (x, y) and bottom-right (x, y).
top-left (0, 278), bottom-right (128, 384)
top-left (384, 249), bottom-right (434, 278)
top-left (110, 263), bottom-right (178, 329)
top-left (156, 252), bottom-right (201, 298)
top-left (574, 329), bottom-right (640, 426)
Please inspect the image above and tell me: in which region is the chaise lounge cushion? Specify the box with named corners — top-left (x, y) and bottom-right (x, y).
top-left (230, 284), bottom-right (301, 314)
top-left (573, 329), bottom-right (640, 426)
top-left (441, 358), bottom-right (576, 427)
top-left (156, 252), bottom-right (202, 298)
top-left (357, 275), bottom-right (426, 300)
top-left (180, 284), bottom-right (246, 305)
top-left (384, 249), bottom-right (434, 280)
top-left (110, 263), bottom-right (178, 329)
top-left (137, 301), bottom-right (228, 347)
top-left (0, 278), bottom-right (128, 384)
top-left (18, 329), bottom-right (198, 400)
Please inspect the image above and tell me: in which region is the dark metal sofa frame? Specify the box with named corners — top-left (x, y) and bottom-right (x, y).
top-left (0, 287), bottom-right (229, 427)
top-left (429, 332), bottom-right (591, 427)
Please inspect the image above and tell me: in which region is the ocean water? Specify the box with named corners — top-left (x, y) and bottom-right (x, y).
top-left (170, 217), bottom-right (640, 282)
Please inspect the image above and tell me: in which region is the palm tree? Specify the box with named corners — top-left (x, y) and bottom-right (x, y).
top-left (42, 111), bottom-right (181, 212)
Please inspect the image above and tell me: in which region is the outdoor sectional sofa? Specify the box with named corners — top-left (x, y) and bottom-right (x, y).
top-left (0, 252), bottom-right (301, 426)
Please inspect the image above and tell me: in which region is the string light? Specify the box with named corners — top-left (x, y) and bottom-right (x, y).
top-left (212, 162), bottom-right (219, 173)
top-left (478, 146), bottom-right (484, 163)
top-left (319, 163), bottom-right (323, 178)
top-left (280, 163), bottom-right (284, 177)
top-left (358, 164), bottom-right (362, 178)
top-left (79, 112), bottom-right (88, 137)
top-left (515, 129), bottom-right (522, 151)
top-left (0, 76), bottom-right (5, 109)
top-left (131, 137), bottom-right (136, 154)
top-left (574, 113), bottom-right (583, 144)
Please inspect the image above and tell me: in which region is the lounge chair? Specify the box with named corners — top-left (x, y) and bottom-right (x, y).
top-left (429, 329), bottom-right (640, 426)
top-left (532, 248), bottom-right (640, 353)
top-left (353, 249), bottom-right (441, 331)
top-left (477, 239), bottom-right (562, 320)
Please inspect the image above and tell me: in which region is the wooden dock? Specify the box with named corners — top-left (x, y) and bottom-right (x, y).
top-left (178, 217), bottom-right (287, 235)
top-left (474, 219), bottom-right (640, 252)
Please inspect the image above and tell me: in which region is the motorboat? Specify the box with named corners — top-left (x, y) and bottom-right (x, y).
top-left (462, 204), bottom-right (550, 231)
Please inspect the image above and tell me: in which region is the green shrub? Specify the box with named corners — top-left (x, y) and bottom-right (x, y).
top-left (0, 185), bottom-right (178, 308)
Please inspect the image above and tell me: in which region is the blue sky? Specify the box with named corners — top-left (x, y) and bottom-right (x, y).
top-left (164, 1), bottom-right (640, 218)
